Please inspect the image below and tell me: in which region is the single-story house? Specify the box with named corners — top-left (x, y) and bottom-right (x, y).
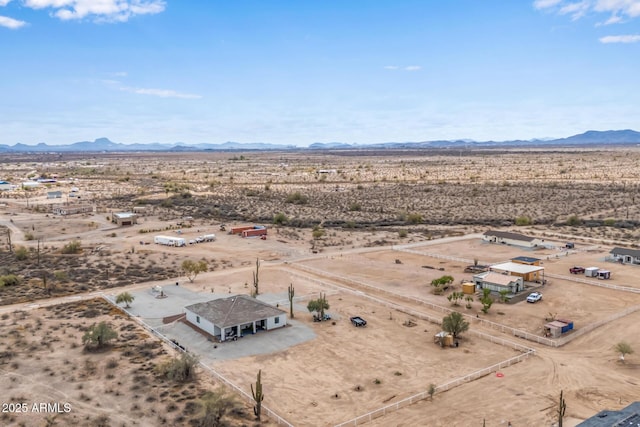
top-left (473, 271), bottom-right (524, 294)
top-left (132, 206), bottom-right (148, 214)
top-left (52, 204), bottom-right (94, 216)
top-left (185, 295), bottom-right (287, 342)
top-left (0, 181), bottom-right (13, 191)
top-left (112, 212), bottom-right (138, 226)
top-left (576, 401), bottom-right (640, 426)
top-left (609, 247), bottom-right (640, 265)
top-left (489, 261), bottom-right (545, 282)
top-left (47, 191), bottom-right (63, 199)
top-left (482, 230), bottom-right (543, 248)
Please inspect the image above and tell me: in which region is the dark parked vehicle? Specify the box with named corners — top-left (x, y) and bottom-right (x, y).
top-left (313, 313), bottom-right (331, 322)
top-left (350, 316), bottom-right (367, 327)
top-left (569, 266), bottom-right (585, 274)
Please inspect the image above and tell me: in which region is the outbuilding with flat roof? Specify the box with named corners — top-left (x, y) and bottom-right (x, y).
top-left (482, 230), bottom-right (543, 248)
top-left (489, 261), bottom-right (544, 282)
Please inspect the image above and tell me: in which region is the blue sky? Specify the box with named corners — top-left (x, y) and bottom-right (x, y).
top-left (1, 0), bottom-right (639, 146)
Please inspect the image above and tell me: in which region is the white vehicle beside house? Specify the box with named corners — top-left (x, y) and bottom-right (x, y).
top-left (526, 292), bottom-right (542, 303)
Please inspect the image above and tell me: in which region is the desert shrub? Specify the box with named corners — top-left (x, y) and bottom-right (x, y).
top-left (82, 322), bottom-right (118, 350)
top-left (407, 213), bottom-right (422, 224)
top-left (398, 229), bottom-right (408, 238)
top-left (273, 212), bottom-right (288, 225)
top-left (286, 191), bottom-right (308, 204)
top-left (23, 232), bottom-right (35, 241)
top-left (54, 271), bottom-right (69, 282)
top-left (0, 274), bottom-right (21, 287)
top-left (14, 246), bottom-right (29, 261)
top-left (515, 215), bottom-right (532, 226)
top-left (566, 215), bottom-right (582, 226)
top-left (604, 218), bottom-right (616, 226)
top-left (312, 226), bottom-right (325, 239)
top-left (349, 202), bottom-right (361, 211)
top-left (61, 240), bottom-right (82, 254)
top-left (158, 352), bottom-right (199, 382)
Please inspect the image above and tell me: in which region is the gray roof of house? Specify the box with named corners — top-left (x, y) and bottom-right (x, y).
top-left (483, 230), bottom-right (537, 242)
top-left (610, 247), bottom-right (640, 257)
top-left (577, 401), bottom-right (640, 426)
top-left (185, 295), bottom-right (285, 328)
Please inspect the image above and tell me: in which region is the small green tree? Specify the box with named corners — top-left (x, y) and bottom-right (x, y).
top-left (480, 288), bottom-right (494, 314)
top-left (82, 322), bottom-right (118, 350)
top-left (115, 292), bottom-right (134, 308)
top-left (465, 295), bottom-right (474, 309)
top-left (441, 312), bottom-right (469, 339)
top-left (515, 215), bottom-right (532, 226)
top-left (251, 369), bottom-right (264, 421)
top-left (566, 215), bottom-right (582, 226)
top-left (614, 341), bottom-right (634, 362)
top-left (447, 292), bottom-right (464, 306)
top-left (498, 289), bottom-right (509, 303)
top-left (182, 260), bottom-right (208, 283)
top-left (307, 293), bottom-right (329, 320)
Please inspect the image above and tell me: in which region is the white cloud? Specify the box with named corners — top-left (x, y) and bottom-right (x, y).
top-left (559, 1), bottom-right (591, 19)
top-left (599, 34), bottom-right (640, 42)
top-left (0, 0), bottom-right (13, 6)
top-left (384, 65), bottom-right (399, 70)
top-left (533, 0), bottom-right (563, 9)
top-left (534, 0), bottom-right (640, 23)
top-left (121, 86), bottom-right (203, 99)
top-left (405, 65), bottom-right (422, 71)
top-left (23, 0), bottom-right (166, 22)
top-left (0, 15), bottom-right (26, 28)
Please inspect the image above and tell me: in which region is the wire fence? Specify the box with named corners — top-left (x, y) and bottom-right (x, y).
top-left (334, 349), bottom-right (534, 427)
top-left (100, 295), bottom-right (295, 427)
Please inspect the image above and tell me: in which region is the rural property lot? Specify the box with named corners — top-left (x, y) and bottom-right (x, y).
top-left (2, 149), bottom-right (640, 426)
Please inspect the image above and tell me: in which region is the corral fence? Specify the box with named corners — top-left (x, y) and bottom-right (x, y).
top-left (288, 262), bottom-right (640, 349)
top-left (545, 272), bottom-right (640, 294)
top-left (333, 348), bottom-right (534, 427)
top-left (100, 295), bottom-right (295, 427)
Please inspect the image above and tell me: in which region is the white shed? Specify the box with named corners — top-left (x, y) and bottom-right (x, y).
top-left (585, 267), bottom-right (600, 277)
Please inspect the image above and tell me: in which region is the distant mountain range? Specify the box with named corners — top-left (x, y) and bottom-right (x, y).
top-left (1, 130), bottom-right (639, 153)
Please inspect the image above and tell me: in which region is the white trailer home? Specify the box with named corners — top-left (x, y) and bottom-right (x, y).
top-left (154, 235), bottom-right (186, 247)
top-left (203, 234), bottom-right (216, 242)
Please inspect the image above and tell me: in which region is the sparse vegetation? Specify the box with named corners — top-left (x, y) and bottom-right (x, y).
top-left (182, 260), bottom-right (208, 283)
top-left (82, 321), bottom-right (118, 350)
top-left (441, 312), bottom-right (469, 339)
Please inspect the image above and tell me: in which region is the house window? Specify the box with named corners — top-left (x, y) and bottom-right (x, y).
top-left (274, 316), bottom-right (280, 324)
top-left (196, 316), bottom-right (200, 324)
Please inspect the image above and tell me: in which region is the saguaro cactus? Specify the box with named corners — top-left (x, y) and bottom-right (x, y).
top-left (288, 284), bottom-right (295, 318)
top-left (558, 389), bottom-right (567, 427)
top-left (251, 369), bottom-right (264, 421)
top-left (252, 258), bottom-right (260, 297)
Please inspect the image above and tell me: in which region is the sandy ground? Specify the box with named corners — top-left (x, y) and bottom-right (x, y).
top-left (2, 200), bottom-right (640, 426)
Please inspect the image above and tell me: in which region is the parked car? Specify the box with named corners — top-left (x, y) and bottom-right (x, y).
top-left (569, 266), bottom-right (585, 274)
top-left (526, 292), bottom-right (543, 303)
top-left (350, 316), bottom-right (367, 327)
top-left (313, 313), bottom-right (331, 322)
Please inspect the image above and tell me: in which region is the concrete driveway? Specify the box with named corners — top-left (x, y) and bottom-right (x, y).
top-left (107, 285), bottom-right (316, 363)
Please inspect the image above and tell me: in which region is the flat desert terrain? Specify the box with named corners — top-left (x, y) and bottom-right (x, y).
top-left (1, 148), bottom-right (639, 426)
